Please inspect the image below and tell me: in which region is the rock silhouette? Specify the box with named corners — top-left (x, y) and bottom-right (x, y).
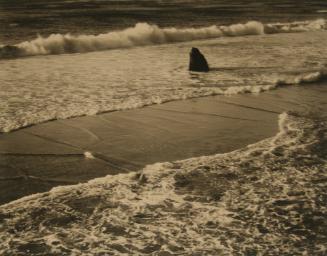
top-left (189, 47), bottom-right (209, 72)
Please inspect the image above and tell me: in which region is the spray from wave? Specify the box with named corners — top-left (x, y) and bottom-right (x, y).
top-left (0, 19), bottom-right (325, 59)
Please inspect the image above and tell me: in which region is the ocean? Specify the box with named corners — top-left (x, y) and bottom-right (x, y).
top-left (0, 0), bottom-right (327, 255)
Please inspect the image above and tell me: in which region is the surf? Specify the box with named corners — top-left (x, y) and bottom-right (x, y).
top-left (1, 19), bottom-right (325, 59)
top-left (0, 112), bottom-right (325, 255)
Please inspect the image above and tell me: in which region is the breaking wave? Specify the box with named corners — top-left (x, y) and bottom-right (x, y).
top-left (264, 18), bottom-right (326, 33)
top-left (0, 19), bottom-right (325, 59)
top-left (275, 70), bottom-right (327, 86)
top-left (0, 112), bottom-right (326, 255)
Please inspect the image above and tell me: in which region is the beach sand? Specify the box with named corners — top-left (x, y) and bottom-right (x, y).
top-left (0, 92), bottom-right (288, 204)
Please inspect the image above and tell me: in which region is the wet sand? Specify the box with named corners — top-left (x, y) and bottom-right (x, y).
top-left (0, 92), bottom-right (284, 205)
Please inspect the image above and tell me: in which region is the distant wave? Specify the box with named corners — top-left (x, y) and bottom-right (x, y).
top-left (264, 18), bottom-right (326, 33)
top-left (0, 19), bottom-right (325, 59)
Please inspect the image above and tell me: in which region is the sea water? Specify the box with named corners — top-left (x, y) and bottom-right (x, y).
top-left (1, 21), bottom-right (327, 132)
top-left (0, 0), bottom-right (327, 255)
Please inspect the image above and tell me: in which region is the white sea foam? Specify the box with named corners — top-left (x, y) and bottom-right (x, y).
top-left (1, 69), bottom-right (324, 133)
top-left (265, 18), bottom-right (326, 33)
top-left (0, 112), bottom-right (326, 255)
top-left (0, 19), bottom-right (325, 58)
top-left (0, 71), bottom-right (326, 134)
top-left (0, 83), bottom-right (290, 133)
top-left (1, 28), bottom-right (326, 133)
top-left (275, 70), bottom-right (327, 85)
top-left (84, 151), bottom-right (95, 159)
top-left (1, 21), bottom-right (263, 58)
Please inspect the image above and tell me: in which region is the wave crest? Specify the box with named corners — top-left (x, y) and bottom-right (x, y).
top-left (275, 70), bottom-right (327, 86)
top-left (265, 18), bottom-right (326, 33)
top-left (0, 21), bottom-right (262, 58)
top-left (1, 19), bottom-right (325, 59)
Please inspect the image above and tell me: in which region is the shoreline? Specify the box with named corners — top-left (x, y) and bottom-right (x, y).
top-left (1, 109), bottom-right (324, 255)
top-left (0, 93), bottom-right (281, 205)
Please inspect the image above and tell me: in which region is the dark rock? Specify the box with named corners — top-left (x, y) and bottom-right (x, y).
top-left (189, 47), bottom-right (209, 72)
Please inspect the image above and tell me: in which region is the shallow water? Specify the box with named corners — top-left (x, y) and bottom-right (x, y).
top-left (0, 49), bottom-right (326, 254)
top-left (1, 28), bottom-right (327, 133)
top-left (0, 110), bottom-right (326, 255)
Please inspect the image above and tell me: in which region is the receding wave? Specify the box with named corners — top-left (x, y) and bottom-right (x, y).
top-left (0, 84), bottom-right (274, 133)
top-left (0, 85), bottom-right (291, 133)
top-left (0, 19), bottom-right (325, 59)
top-left (1, 69), bottom-right (325, 133)
top-left (0, 112), bottom-right (326, 255)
